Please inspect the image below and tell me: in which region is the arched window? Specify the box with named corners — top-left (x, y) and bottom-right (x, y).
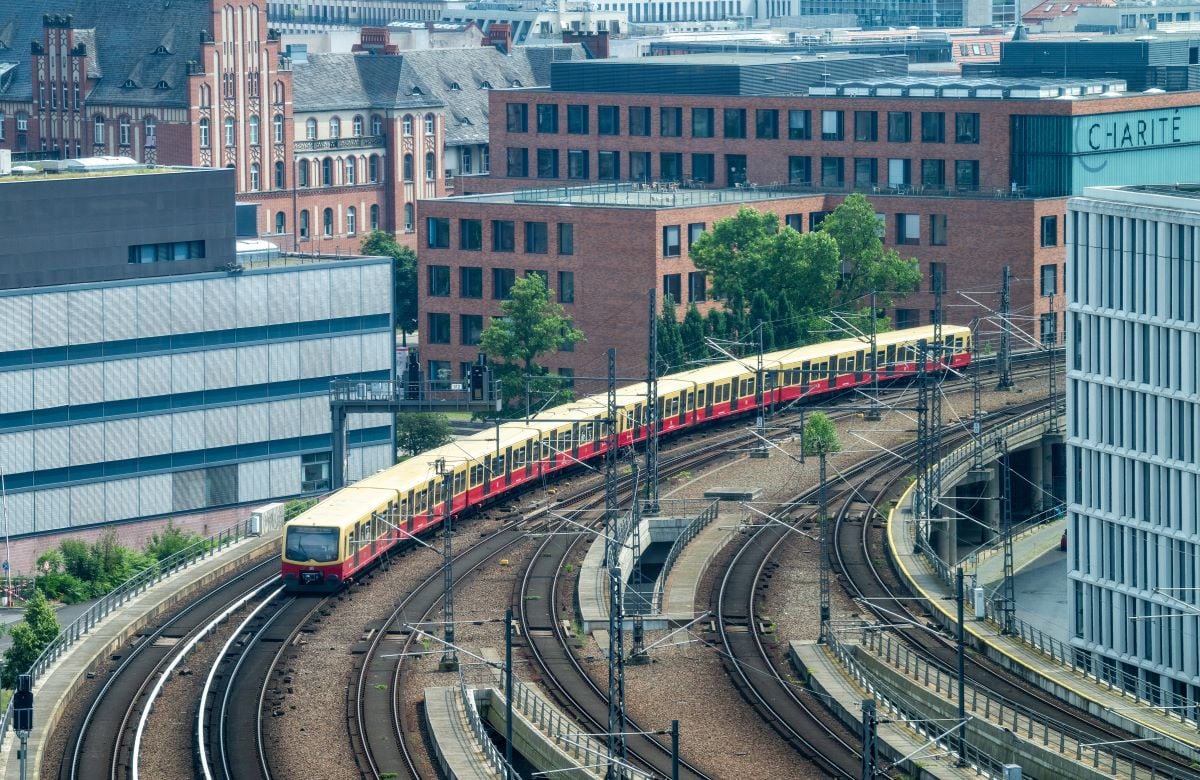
top-left (275, 211), bottom-right (285, 234)
top-left (402, 115), bottom-right (413, 136)
top-left (425, 152), bottom-right (435, 180)
top-left (273, 80), bottom-right (285, 105)
top-left (305, 118), bottom-right (318, 140)
top-left (403, 153), bottom-right (413, 182)
top-left (322, 157), bottom-right (333, 186)
top-left (345, 157), bottom-right (356, 185)
top-left (346, 206), bottom-right (357, 236)
top-left (299, 209), bottom-right (310, 240)
top-left (353, 115), bottom-right (364, 136)
top-left (403, 203), bottom-right (414, 231)
top-left (249, 115), bottom-right (260, 145)
top-left (424, 113), bottom-right (435, 134)
top-left (329, 116), bottom-right (341, 138)
top-left (274, 160), bottom-right (285, 189)
top-left (273, 114), bottom-right (284, 143)
top-left (370, 204), bottom-right (380, 231)
top-left (199, 118), bottom-right (210, 148)
top-left (322, 207), bottom-right (334, 237)
top-left (224, 116), bottom-right (235, 146)
top-left (199, 84), bottom-right (211, 107)
top-left (369, 154), bottom-right (379, 183)
top-left (297, 159), bottom-right (309, 187)
top-left (371, 114), bottom-right (383, 136)
top-left (249, 163), bottom-right (260, 191)
top-left (93, 115), bottom-right (105, 145)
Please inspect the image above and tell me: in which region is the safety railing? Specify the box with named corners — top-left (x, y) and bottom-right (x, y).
top-left (649, 499), bottom-right (720, 613)
top-left (0, 508), bottom-right (287, 745)
top-left (458, 668), bottom-right (520, 778)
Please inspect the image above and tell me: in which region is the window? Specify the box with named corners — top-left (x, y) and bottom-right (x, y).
top-left (688, 222), bottom-right (706, 249)
top-left (461, 148), bottom-right (473, 174)
top-left (346, 206), bottom-right (357, 235)
top-left (930, 214), bottom-right (948, 246)
top-left (370, 204), bottom-right (379, 231)
top-left (425, 152), bottom-right (435, 180)
top-left (660, 152), bottom-right (682, 182)
top-left (305, 118), bottom-right (317, 139)
top-left (661, 107), bottom-right (683, 137)
top-left (1040, 215), bottom-right (1058, 247)
top-left (525, 221), bottom-right (549, 253)
top-left (329, 117), bottom-right (341, 138)
top-left (1040, 264), bottom-right (1058, 296)
top-left (460, 219), bottom-right (483, 250)
top-left (895, 309), bottom-right (918, 329)
top-left (725, 155), bottom-right (746, 187)
top-left (322, 157), bottom-right (334, 186)
top-left (1040, 312), bottom-right (1057, 345)
top-left (405, 204), bottom-right (415, 232)
top-left (598, 105), bottom-right (620, 135)
top-left (887, 158), bottom-right (911, 188)
top-left (299, 211), bottom-right (310, 240)
top-left (821, 110), bottom-right (843, 141)
top-left (427, 217), bottom-right (450, 248)
top-left (788, 156), bottom-right (811, 185)
top-left (127, 240), bottom-right (206, 263)
top-left (929, 261), bottom-right (946, 293)
top-left (567, 104), bottom-right (588, 134)
top-left (427, 313), bottom-right (450, 344)
top-left (273, 114), bottom-right (284, 143)
top-left (322, 208), bottom-right (334, 237)
top-left (558, 223), bottom-right (574, 255)
top-left (249, 115), bottom-right (260, 145)
top-left (854, 111), bottom-right (877, 142)
top-left (369, 155), bottom-right (379, 183)
top-left (403, 154), bottom-right (414, 181)
top-left (371, 115), bottom-right (383, 135)
top-left (493, 268), bottom-right (516, 299)
top-left (785, 214), bottom-right (803, 232)
top-left (955, 112), bottom-right (980, 143)
top-left (93, 115), bottom-right (105, 145)
top-left (403, 115), bottom-right (413, 136)
top-left (688, 272), bottom-right (707, 303)
top-left (723, 108), bottom-right (746, 138)
top-left (809, 211), bottom-right (829, 231)
top-left (353, 115), bottom-right (364, 136)
top-left (506, 147), bottom-right (529, 177)
top-left (461, 267), bottom-right (483, 298)
top-left (424, 114), bottom-right (435, 134)
top-left (692, 153), bottom-right (715, 183)
top-left (598, 150), bottom-right (620, 180)
top-left (630, 151), bottom-right (651, 182)
top-left (692, 107), bottom-right (714, 138)
top-left (274, 212), bottom-right (285, 234)
top-left (567, 149), bottom-right (589, 179)
top-left (223, 116), bottom-right (236, 147)
top-left (199, 118), bottom-right (210, 148)
top-left (788, 109), bottom-right (811, 140)
top-left (558, 271), bottom-right (575, 303)
top-left (506, 103), bottom-right (528, 132)
top-left (921, 159), bottom-right (945, 189)
top-left (755, 109), bottom-right (778, 139)
top-left (461, 315), bottom-right (483, 346)
top-left (663, 225), bottom-right (681, 257)
top-left (428, 265), bottom-right (451, 296)
top-left (820, 156), bottom-right (844, 187)
top-left (119, 116), bottom-right (131, 146)
top-left (954, 160), bottom-right (979, 190)
top-left (346, 157), bottom-right (357, 185)
top-left (629, 106), bottom-right (651, 136)
top-left (537, 103), bottom-right (558, 133)
top-left (662, 274), bottom-right (682, 305)
top-left (492, 220), bottom-right (516, 252)
top-left (249, 163), bottom-right (261, 191)
top-left (429, 360), bottom-right (451, 388)
top-left (853, 158), bottom-right (877, 188)
top-left (896, 213), bottom-right (920, 245)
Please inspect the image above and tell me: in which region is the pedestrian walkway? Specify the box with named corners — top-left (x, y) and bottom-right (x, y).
top-left (0, 528), bottom-right (281, 780)
top-left (424, 686), bottom-right (501, 780)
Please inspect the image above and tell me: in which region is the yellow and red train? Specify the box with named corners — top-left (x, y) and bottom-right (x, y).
top-left (282, 325), bottom-right (972, 591)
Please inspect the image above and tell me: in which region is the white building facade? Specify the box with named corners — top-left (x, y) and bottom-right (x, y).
top-left (1067, 184), bottom-right (1200, 712)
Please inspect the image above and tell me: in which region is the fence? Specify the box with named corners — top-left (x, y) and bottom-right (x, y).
top-left (649, 500), bottom-right (720, 613)
top-left (458, 668), bottom-right (520, 778)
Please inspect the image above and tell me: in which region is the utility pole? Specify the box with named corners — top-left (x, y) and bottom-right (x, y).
top-left (996, 438), bottom-right (1016, 634)
top-left (604, 348), bottom-right (628, 779)
top-left (865, 290), bottom-right (882, 421)
top-left (860, 699), bottom-right (877, 780)
top-left (956, 567), bottom-right (967, 767)
top-left (930, 283), bottom-right (945, 527)
top-left (644, 290), bottom-right (660, 515)
top-left (670, 720), bottom-right (680, 780)
top-left (818, 444), bottom-right (831, 642)
top-left (505, 606), bottom-right (514, 779)
top-left (437, 459), bottom-right (458, 671)
top-left (914, 339), bottom-right (930, 544)
top-left (997, 265), bottom-right (1014, 391)
top-left (1047, 293), bottom-right (1059, 433)
top-left (751, 321), bottom-right (769, 458)
top-left (971, 323), bottom-right (983, 472)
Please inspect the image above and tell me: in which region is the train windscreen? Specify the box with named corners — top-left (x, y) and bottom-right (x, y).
top-left (285, 526), bottom-right (340, 562)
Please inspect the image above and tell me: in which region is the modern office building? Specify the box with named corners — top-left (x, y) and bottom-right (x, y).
top-left (0, 165), bottom-right (393, 539)
top-left (1066, 184), bottom-right (1200, 710)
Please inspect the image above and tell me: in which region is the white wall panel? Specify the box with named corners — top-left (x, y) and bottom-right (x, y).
top-left (346, 446), bottom-right (364, 482)
top-left (68, 361), bottom-right (104, 406)
top-left (68, 289), bottom-right (104, 345)
top-left (269, 398), bottom-right (301, 440)
top-left (69, 422), bottom-right (104, 466)
top-left (237, 402), bottom-right (270, 444)
top-left (297, 268), bottom-right (331, 321)
top-left (238, 460), bottom-right (271, 502)
top-left (173, 410), bottom-right (206, 452)
top-left (203, 277), bottom-right (236, 332)
top-left (104, 418), bottom-right (139, 462)
top-left (269, 455), bottom-right (301, 497)
top-left (5, 492), bottom-right (34, 536)
top-left (330, 334), bottom-right (361, 376)
top-left (34, 365), bottom-right (68, 409)
top-left (137, 355), bottom-right (171, 397)
top-left (329, 266), bottom-right (360, 318)
top-left (300, 396), bottom-right (328, 436)
top-left (70, 482), bottom-right (106, 526)
top-left (136, 284), bottom-right (171, 338)
top-left (205, 406), bottom-right (239, 448)
top-left (0, 369), bottom-right (32, 414)
top-left (170, 280), bottom-right (206, 334)
top-left (205, 348), bottom-right (238, 390)
top-left (103, 286), bottom-right (138, 341)
top-left (361, 263), bottom-right (391, 315)
top-left (0, 295), bottom-right (32, 351)
top-left (267, 341), bottom-right (299, 383)
top-left (31, 293), bottom-right (68, 348)
top-left (236, 274), bottom-right (270, 328)
top-left (104, 478), bottom-right (140, 522)
top-left (103, 359), bottom-right (138, 402)
top-left (358, 443), bottom-right (393, 477)
top-left (34, 426), bottom-right (69, 470)
top-left (268, 272), bottom-right (301, 324)
top-left (237, 345), bottom-right (269, 386)
top-left (139, 474), bottom-right (173, 517)
top-left (298, 337), bottom-right (331, 379)
top-left (138, 414), bottom-right (172, 457)
top-left (171, 351), bottom-right (205, 394)
top-left (361, 331), bottom-right (392, 372)
top-left (35, 487), bottom-right (71, 531)
top-left (0, 431), bottom-right (33, 474)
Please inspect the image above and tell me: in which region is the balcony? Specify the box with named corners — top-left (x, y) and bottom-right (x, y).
top-left (294, 135), bottom-right (385, 152)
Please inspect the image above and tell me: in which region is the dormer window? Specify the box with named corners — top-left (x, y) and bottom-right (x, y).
top-left (480, 80), bottom-right (492, 90)
top-left (156, 80), bottom-right (170, 89)
top-left (153, 45), bottom-right (170, 54)
top-left (450, 82), bottom-right (461, 91)
top-left (411, 86), bottom-right (423, 95)
top-left (511, 79), bottom-right (522, 87)
top-left (122, 79), bottom-right (137, 88)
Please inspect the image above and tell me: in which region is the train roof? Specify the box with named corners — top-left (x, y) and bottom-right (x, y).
top-left (286, 486), bottom-right (394, 528)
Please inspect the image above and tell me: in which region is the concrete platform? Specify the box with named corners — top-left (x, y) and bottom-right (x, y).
top-left (0, 529), bottom-right (282, 780)
top-left (425, 687), bottom-right (501, 780)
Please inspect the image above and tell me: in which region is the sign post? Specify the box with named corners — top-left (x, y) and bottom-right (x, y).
top-left (14, 673), bottom-right (33, 780)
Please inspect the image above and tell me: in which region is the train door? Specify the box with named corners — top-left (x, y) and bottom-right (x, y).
top-left (681, 390), bottom-right (691, 425)
top-left (855, 349), bottom-right (866, 383)
top-left (482, 456), bottom-right (492, 495)
top-left (503, 447), bottom-right (513, 486)
top-left (524, 441), bottom-right (533, 478)
top-left (729, 378), bottom-right (740, 411)
top-left (633, 403), bottom-right (643, 439)
top-left (404, 493), bottom-right (413, 533)
top-left (571, 422), bottom-right (580, 459)
top-left (885, 344), bottom-right (896, 377)
top-left (700, 384), bottom-right (711, 418)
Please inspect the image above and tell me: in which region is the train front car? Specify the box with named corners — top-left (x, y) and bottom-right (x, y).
top-left (282, 520), bottom-right (345, 592)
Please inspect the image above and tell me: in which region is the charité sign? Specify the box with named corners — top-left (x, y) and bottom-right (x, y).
top-left (1075, 107), bottom-right (1194, 153)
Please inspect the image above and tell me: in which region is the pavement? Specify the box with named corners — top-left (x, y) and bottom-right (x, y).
top-left (0, 602), bottom-right (95, 655)
top-left (1009, 547), bottom-right (1069, 642)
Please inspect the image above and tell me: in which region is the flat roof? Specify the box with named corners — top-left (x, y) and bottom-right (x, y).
top-left (0, 160), bottom-right (198, 184)
top-left (438, 182), bottom-right (817, 209)
top-left (575, 52), bottom-right (885, 66)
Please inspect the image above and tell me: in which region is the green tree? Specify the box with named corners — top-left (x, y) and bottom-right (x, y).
top-left (774, 295), bottom-right (800, 350)
top-left (395, 412), bottom-right (453, 456)
top-left (361, 230), bottom-right (419, 343)
top-left (680, 304), bottom-right (706, 363)
top-left (817, 193), bottom-right (921, 311)
top-left (749, 292), bottom-right (775, 352)
top-left (656, 296), bottom-right (686, 374)
top-left (2, 623), bottom-right (40, 688)
top-left (145, 521), bottom-right (205, 562)
top-left (23, 589), bottom-right (59, 647)
top-left (480, 274), bottom-right (583, 407)
top-left (704, 308), bottom-right (727, 340)
top-left (802, 412), bottom-right (842, 456)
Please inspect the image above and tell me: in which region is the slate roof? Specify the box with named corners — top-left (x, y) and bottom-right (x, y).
top-left (0, 0), bottom-right (209, 107)
top-left (293, 45), bottom-right (585, 146)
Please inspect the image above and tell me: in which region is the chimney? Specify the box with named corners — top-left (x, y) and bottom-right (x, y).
top-left (1012, 24), bottom-right (1030, 40)
top-left (482, 22), bottom-right (512, 54)
top-left (562, 30), bottom-right (610, 59)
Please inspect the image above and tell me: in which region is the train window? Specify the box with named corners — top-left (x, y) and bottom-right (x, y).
top-left (454, 471), bottom-right (466, 494)
top-left (560, 429), bottom-right (572, 451)
top-left (886, 345), bottom-right (896, 367)
top-left (286, 526), bottom-right (340, 562)
top-left (493, 454), bottom-right (505, 474)
top-left (593, 417), bottom-right (603, 442)
top-left (686, 392), bottom-right (694, 411)
top-left (416, 489), bottom-right (427, 512)
top-left (580, 422), bottom-right (593, 441)
top-left (697, 389), bottom-right (706, 407)
top-left (513, 448), bottom-right (526, 468)
top-left (470, 464), bottom-right (484, 487)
